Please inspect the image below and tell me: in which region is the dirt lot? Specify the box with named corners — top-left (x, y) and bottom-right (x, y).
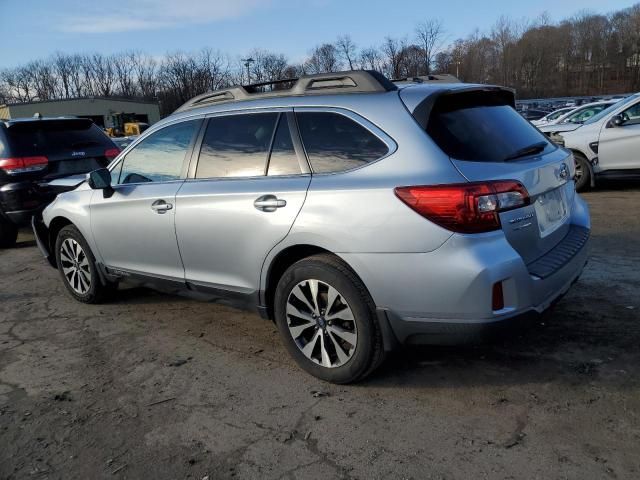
top-left (1, 183), bottom-right (639, 480)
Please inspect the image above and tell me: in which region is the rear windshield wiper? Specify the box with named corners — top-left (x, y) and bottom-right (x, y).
top-left (503, 141), bottom-right (548, 161)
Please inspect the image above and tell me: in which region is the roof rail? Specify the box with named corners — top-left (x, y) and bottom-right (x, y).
top-left (392, 74), bottom-right (461, 84)
top-left (175, 70), bottom-right (398, 113)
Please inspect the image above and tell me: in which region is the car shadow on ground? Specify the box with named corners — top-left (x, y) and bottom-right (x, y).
top-left (588, 178), bottom-right (640, 192)
top-left (359, 286), bottom-right (640, 389)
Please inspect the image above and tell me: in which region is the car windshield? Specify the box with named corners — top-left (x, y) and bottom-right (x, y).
top-left (562, 104), bottom-right (613, 124)
top-left (547, 110), bottom-right (568, 120)
top-left (583, 94), bottom-right (640, 125)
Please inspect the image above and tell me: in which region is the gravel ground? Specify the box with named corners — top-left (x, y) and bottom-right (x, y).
top-left (1, 183), bottom-right (639, 480)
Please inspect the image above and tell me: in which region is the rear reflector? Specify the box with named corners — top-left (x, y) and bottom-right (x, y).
top-left (105, 148), bottom-right (121, 160)
top-left (492, 282), bottom-right (504, 311)
top-left (394, 181), bottom-right (529, 233)
top-left (0, 156), bottom-right (48, 175)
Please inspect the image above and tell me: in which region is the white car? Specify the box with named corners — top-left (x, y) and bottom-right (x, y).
top-left (539, 101), bottom-right (618, 136)
top-left (555, 93), bottom-right (640, 190)
top-left (531, 107), bottom-right (576, 126)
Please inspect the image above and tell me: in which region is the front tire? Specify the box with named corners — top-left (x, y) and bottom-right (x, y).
top-left (574, 153), bottom-right (591, 192)
top-left (0, 219), bottom-right (18, 248)
top-left (274, 254), bottom-right (385, 384)
top-left (55, 225), bottom-right (109, 304)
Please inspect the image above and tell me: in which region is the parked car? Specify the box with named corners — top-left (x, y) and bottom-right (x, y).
top-left (539, 100), bottom-right (618, 138)
top-left (111, 135), bottom-right (139, 150)
top-left (520, 109), bottom-right (551, 121)
top-left (531, 107), bottom-right (576, 126)
top-left (0, 117), bottom-right (119, 247)
top-left (34, 71), bottom-right (590, 383)
top-left (554, 93), bottom-right (640, 190)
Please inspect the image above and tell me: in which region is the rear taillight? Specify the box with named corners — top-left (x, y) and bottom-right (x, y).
top-left (394, 180), bottom-right (530, 234)
top-left (0, 156), bottom-right (48, 175)
top-left (105, 148), bottom-right (120, 160)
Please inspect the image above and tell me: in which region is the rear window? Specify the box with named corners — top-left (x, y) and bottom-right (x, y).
top-left (5, 120), bottom-right (112, 157)
top-left (425, 91), bottom-right (554, 162)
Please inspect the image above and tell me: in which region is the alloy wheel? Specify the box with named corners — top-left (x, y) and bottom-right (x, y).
top-left (286, 279), bottom-right (357, 368)
top-left (60, 238), bottom-right (91, 295)
top-left (574, 158), bottom-right (583, 181)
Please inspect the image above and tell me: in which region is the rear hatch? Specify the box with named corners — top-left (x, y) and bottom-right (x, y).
top-left (2, 118), bottom-right (118, 181)
top-left (405, 87), bottom-right (575, 264)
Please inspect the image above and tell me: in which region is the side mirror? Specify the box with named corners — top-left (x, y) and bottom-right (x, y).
top-left (88, 168), bottom-right (111, 189)
top-left (609, 114), bottom-right (624, 128)
top-left (88, 168), bottom-right (114, 198)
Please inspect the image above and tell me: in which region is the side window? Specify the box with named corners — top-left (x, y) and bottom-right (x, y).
top-left (110, 160), bottom-right (123, 185)
top-left (296, 112), bottom-right (389, 173)
top-left (117, 120), bottom-right (198, 185)
top-left (267, 115), bottom-right (302, 176)
top-left (196, 113), bottom-right (278, 179)
top-left (622, 102), bottom-right (640, 125)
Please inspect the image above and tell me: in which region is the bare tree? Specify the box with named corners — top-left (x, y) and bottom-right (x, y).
top-left (305, 43), bottom-right (340, 73)
top-left (359, 47), bottom-right (384, 72)
top-left (91, 54), bottom-right (116, 97)
top-left (336, 35), bottom-right (357, 70)
top-left (381, 37), bottom-right (408, 78)
top-left (415, 19), bottom-right (445, 75)
top-left (134, 53), bottom-right (158, 98)
top-left (113, 52), bottom-right (138, 97)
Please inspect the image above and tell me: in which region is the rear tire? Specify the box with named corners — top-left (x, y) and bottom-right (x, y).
top-left (0, 219), bottom-right (18, 248)
top-left (274, 254), bottom-right (385, 384)
top-left (573, 153), bottom-right (591, 192)
top-left (55, 225), bottom-right (110, 304)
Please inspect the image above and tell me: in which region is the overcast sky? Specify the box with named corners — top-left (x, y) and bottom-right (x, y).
top-left (0, 0), bottom-right (635, 68)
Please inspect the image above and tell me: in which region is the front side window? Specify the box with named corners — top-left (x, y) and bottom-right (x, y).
top-left (620, 102), bottom-right (640, 125)
top-left (267, 115), bottom-right (301, 176)
top-left (116, 120), bottom-right (198, 185)
top-left (196, 113), bottom-right (278, 179)
top-left (296, 112), bottom-right (389, 174)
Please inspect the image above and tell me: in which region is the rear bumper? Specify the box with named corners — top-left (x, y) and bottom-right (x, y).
top-left (381, 240), bottom-right (587, 345)
top-left (341, 196), bottom-right (591, 347)
top-left (0, 181), bottom-right (52, 225)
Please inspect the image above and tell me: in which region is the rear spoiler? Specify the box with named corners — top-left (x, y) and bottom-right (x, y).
top-left (409, 86), bottom-right (516, 130)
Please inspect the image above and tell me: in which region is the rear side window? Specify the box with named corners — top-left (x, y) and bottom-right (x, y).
top-left (196, 113), bottom-right (278, 179)
top-left (5, 120), bottom-right (112, 157)
top-left (296, 112), bottom-right (388, 173)
top-left (425, 91), bottom-right (553, 162)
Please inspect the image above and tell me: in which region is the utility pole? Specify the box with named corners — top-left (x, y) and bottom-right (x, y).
top-left (241, 57), bottom-right (255, 85)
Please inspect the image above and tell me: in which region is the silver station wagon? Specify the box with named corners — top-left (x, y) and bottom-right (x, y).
top-left (34, 71), bottom-right (590, 383)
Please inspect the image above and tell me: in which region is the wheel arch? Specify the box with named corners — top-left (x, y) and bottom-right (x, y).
top-left (568, 148), bottom-right (596, 187)
top-left (47, 216), bottom-right (74, 267)
top-left (262, 244), bottom-right (333, 320)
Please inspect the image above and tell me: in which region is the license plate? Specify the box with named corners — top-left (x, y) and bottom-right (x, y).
top-left (535, 187), bottom-right (568, 237)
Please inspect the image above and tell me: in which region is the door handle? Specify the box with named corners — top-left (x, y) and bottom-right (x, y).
top-left (254, 195), bottom-right (287, 212)
top-left (151, 199), bottom-right (173, 214)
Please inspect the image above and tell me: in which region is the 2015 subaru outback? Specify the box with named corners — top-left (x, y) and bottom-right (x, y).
top-left (34, 71), bottom-right (590, 383)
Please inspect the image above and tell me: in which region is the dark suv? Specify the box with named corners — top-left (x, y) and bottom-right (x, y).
top-left (0, 117), bottom-right (119, 247)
